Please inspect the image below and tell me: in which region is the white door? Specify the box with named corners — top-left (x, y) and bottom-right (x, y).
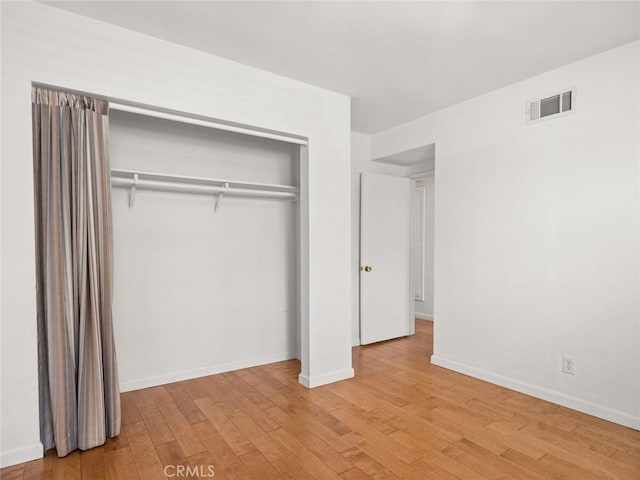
top-left (360, 172), bottom-right (412, 345)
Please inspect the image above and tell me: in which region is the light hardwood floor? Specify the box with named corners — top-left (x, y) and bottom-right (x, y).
top-left (2, 320), bottom-right (639, 479)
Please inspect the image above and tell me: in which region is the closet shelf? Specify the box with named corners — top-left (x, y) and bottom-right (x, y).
top-left (111, 169), bottom-right (299, 209)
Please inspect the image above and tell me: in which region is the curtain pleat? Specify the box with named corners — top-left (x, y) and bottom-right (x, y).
top-left (32, 87), bottom-right (120, 457)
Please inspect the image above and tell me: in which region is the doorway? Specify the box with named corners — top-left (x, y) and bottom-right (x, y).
top-left (358, 143), bottom-right (436, 345)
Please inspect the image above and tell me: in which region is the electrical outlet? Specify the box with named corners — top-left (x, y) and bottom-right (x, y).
top-left (562, 355), bottom-right (575, 375)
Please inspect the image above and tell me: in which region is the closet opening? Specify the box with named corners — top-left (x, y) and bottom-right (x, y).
top-left (109, 108), bottom-right (306, 392)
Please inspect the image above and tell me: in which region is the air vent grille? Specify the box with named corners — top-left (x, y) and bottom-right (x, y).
top-left (561, 91), bottom-right (572, 112)
top-left (540, 95), bottom-right (560, 117)
top-left (527, 88), bottom-right (575, 125)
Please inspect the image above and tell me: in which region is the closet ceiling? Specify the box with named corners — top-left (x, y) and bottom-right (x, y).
top-left (43, 1), bottom-right (639, 134)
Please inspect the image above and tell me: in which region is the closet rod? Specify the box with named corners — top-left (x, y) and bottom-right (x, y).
top-left (111, 168), bottom-right (299, 192)
top-left (109, 102), bottom-right (308, 146)
top-left (111, 177), bottom-right (298, 199)
top-left (110, 170), bottom-right (299, 202)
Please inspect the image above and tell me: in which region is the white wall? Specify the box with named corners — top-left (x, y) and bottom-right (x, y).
top-left (350, 133), bottom-right (406, 345)
top-left (110, 112), bottom-right (299, 391)
top-left (0, 1), bottom-right (352, 467)
top-left (372, 41), bottom-right (640, 428)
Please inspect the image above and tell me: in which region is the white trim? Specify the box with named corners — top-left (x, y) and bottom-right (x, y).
top-left (430, 355), bottom-right (640, 430)
top-left (352, 337), bottom-right (361, 347)
top-left (0, 443), bottom-right (43, 468)
top-left (415, 313), bottom-right (433, 321)
top-left (119, 352), bottom-right (296, 392)
top-left (32, 82), bottom-right (308, 146)
top-left (412, 182), bottom-right (426, 302)
top-left (410, 170), bottom-right (435, 179)
top-left (298, 368), bottom-right (355, 388)
top-left (110, 102), bottom-right (309, 145)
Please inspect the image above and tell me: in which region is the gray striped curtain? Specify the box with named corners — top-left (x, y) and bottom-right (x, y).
top-left (32, 87), bottom-right (121, 457)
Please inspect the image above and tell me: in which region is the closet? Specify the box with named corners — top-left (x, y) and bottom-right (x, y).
top-left (109, 109), bottom-right (301, 392)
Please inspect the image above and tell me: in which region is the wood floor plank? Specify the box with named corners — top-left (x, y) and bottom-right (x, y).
top-left (611, 448), bottom-right (640, 470)
top-left (120, 391), bottom-right (142, 427)
top-left (451, 438), bottom-right (547, 480)
top-left (222, 405), bottom-right (288, 462)
top-left (183, 377), bottom-right (214, 403)
top-left (191, 421), bottom-right (256, 480)
top-left (498, 397), bottom-right (578, 433)
top-left (79, 448), bottom-right (109, 480)
top-left (441, 442), bottom-right (510, 480)
top-left (157, 390), bottom-right (207, 457)
top-left (406, 405), bottom-right (514, 456)
top-left (387, 428), bottom-right (451, 456)
top-left (324, 382), bottom-right (379, 412)
top-left (51, 450), bottom-right (80, 480)
top-left (154, 440), bottom-right (186, 468)
top-left (340, 466), bottom-right (386, 480)
top-left (270, 455), bottom-right (312, 480)
top-left (411, 454), bottom-right (489, 480)
top-left (193, 398), bottom-right (256, 457)
top-left (468, 398), bottom-right (532, 431)
top-left (167, 390), bottom-right (207, 426)
top-left (330, 407), bottom-right (425, 464)
top-left (137, 404), bottom-right (175, 446)
top-left (104, 446), bottom-right (139, 480)
top-left (501, 448), bottom-right (567, 478)
top-left (557, 472), bottom-right (614, 480)
top-left (267, 427), bottom-right (343, 480)
top-left (102, 433), bottom-right (129, 453)
top-left (3, 320), bottom-right (639, 480)
top-left (237, 450), bottom-right (281, 480)
top-left (343, 391), bottom-right (459, 451)
top-left (184, 452), bottom-right (228, 480)
top-left (520, 422), bottom-right (639, 480)
top-left (554, 406), bottom-right (640, 439)
top-left (125, 421), bottom-right (167, 480)
top-left (339, 436), bottom-right (427, 480)
top-left (265, 406), bottom-right (353, 473)
top-left (0, 463), bottom-right (25, 480)
top-left (22, 451), bottom-right (55, 480)
top-left (538, 453), bottom-right (590, 477)
top-left (574, 426), bottom-right (640, 457)
top-left (183, 451), bottom-right (224, 480)
top-left (340, 447), bottom-right (401, 480)
top-left (162, 382), bottom-right (184, 395)
top-left (218, 373), bottom-right (281, 433)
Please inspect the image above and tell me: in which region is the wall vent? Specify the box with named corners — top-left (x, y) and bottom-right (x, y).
top-left (526, 88), bottom-right (575, 125)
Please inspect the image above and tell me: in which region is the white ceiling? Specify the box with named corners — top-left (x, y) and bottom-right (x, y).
top-left (44, 1), bottom-right (639, 133)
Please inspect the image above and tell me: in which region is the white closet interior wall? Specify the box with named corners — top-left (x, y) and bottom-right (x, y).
top-left (110, 111), bottom-right (299, 391)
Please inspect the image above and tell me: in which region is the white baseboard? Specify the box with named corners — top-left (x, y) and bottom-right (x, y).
top-left (299, 367), bottom-right (355, 388)
top-left (352, 336), bottom-right (361, 346)
top-left (431, 355), bottom-right (640, 430)
top-left (119, 351), bottom-right (297, 392)
top-left (415, 313), bottom-right (433, 321)
top-left (1, 443), bottom-right (43, 468)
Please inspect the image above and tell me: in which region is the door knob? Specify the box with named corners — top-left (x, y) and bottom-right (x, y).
top-left (362, 266), bottom-right (372, 272)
